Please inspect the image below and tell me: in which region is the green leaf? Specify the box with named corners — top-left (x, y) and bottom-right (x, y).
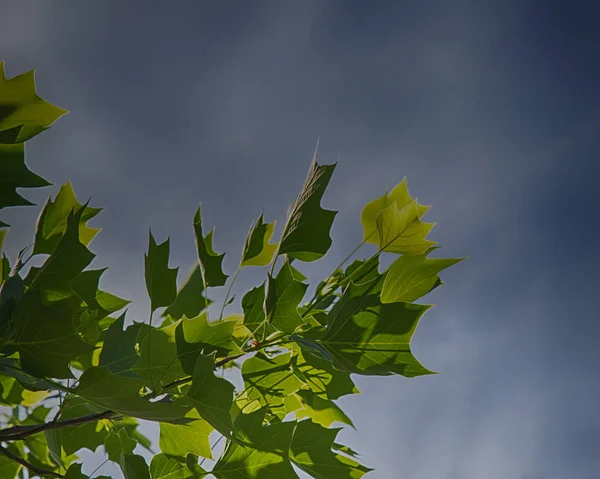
top-left (133, 321), bottom-right (186, 389)
top-left (212, 408), bottom-right (298, 479)
top-left (240, 352), bottom-right (303, 419)
top-left (0, 358), bottom-right (68, 392)
top-left (63, 463), bottom-right (89, 479)
top-left (74, 366), bottom-right (192, 422)
top-left (288, 389), bottom-right (354, 428)
top-left (316, 278), bottom-right (435, 376)
top-left (241, 214), bottom-right (277, 267)
top-left (187, 352), bottom-right (236, 438)
top-left (361, 179), bottom-right (436, 255)
top-left (279, 151), bottom-right (338, 262)
top-left (159, 409), bottom-right (213, 461)
top-left (0, 62), bottom-right (67, 143)
top-left (175, 312), bottom-right (239, 376)
top-left (99, 313), bottom-right (143, 377)
top-left (13, 289), bottom-right (94, 378)
top-left (150, 454), bottom-right (206, 479)
top-left (265, 259), bottom-right (308, 333)
top-left (290, 420), bottom-right (372, 478)
top-left (33, 182), bottom-right (102, 255)
top-left (163, 265), bottom-right (211, 320)
top-left (0, 443), bottom-right (22, 477)
top-left (70, 268), bottom-right (130, 318)
top-left (120, 454), bottom-right (151, 479)
top-left (30, 204), bottom-right (96, 302)
top-left (59, 395), bottom-right (109, 456)
top-left (241, 283), bottom-right (275, 341)
top-left (292, 348), bottom-right (359, 400)
top-left (0, 143), bottom-right (51, 213)
top-left (193, 206), bottom-right (228, 287)
top-left (381, 250), bottom-right (464, 303)
top-left (145, 231), bottom-right (178, 314)
top-left (105, 428), bottom-right (136, 462)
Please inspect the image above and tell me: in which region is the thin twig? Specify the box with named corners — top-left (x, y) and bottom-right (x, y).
top-left (0, 444), bottom-right (63, 478)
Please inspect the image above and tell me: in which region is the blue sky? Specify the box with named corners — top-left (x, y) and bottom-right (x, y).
top-left (1, 1), bottom-right (599, 477)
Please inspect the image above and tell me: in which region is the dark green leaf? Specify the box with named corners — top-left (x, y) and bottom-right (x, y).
top-left (71, 268), bottom-right (130, 318)
top-left (74, 366), bottom-right (192, 422)
top-left (58, 395), bottom-right (109, 456)
top-left (265, 259), bottom-right (308, 333)
top-left (187, 352), bottom-right (235, 438)
top-left (162, 265), bottom-right (211, 320)
top-left (193, 206), bottom-right (227, 287)
top-left (279, 151), bottom-right (337, 262)
top-left (175, 312), bottom-right (239, 376)
top-left (290, 420), bottom-right (372, 478)
top-left (33, 182), bottom-right (102, 255)
top-left (150, 454), bottom-right (206, 479)
top-left (105, 428), bottom-right (136, 462)
top-left (120, 454), bottom-right (151, 479)
top-left (145, 231), bottom-right (178, 314)
top-left (241, 283), bottom-right (274, 341)
top-left (13, 289), bottom-right (94, 378)
top-left (63, 463), bottom-right (89, 479)
top-left (241, 214), bottom-right (277, 267)
top-left (212, 408), bottom-right (298, 479)
top-left (99, 313), bottom-right (143, 377)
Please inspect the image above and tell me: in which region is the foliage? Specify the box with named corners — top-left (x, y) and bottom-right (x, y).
top-left (0, 62), bottom-right (464, 478)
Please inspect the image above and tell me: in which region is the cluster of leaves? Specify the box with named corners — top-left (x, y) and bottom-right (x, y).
top-left (0, 62), bottom-right (463, 479)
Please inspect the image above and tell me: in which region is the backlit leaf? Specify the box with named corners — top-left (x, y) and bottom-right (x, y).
top-left (33, 182), bottom-right (102, 255)
top-left (288, 389), bottom-right (354, 428)
top-left (74, 366), bottom-right (192, 422)
top-left (0, 62), bottom-right (67, 143)
top-left (193, 206), bottom-right (227, 287)
top-left (241, 215), bottom-right (277, 267)
top-left (99, 313), bottom-right (143, 377)
top-left (265, 259), bottom-right (308, 333)
top-left (163, 265), bottom-right (211, 320)
top-left (279, 151), bottom-right (338, 262)
top-left (175, 312), bottom-right (239, 376)
top-left (159, 409), bottom-right (213, 460)
top-left (381, 250), bottom-right (464, 303)
top-left (187, 352), bottom-right (236, 438)
top-left (290, 420), bottom-right (372, 478)
top-left (212, 407), bottom-right (298, 479)
top-left (145, 231), bottom-right (178, 314)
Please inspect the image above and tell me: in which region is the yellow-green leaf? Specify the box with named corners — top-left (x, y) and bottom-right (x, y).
top-left (241, 214), bottom-right (277, 267)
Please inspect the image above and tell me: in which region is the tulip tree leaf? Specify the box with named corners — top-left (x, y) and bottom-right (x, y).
top-left (361, 178), bottom-right (436, 255)
top-left (150, 454), bottom-right (207, 479)
top-left (290, 420), bottom-right (372, 478)
top-left (70, 267), bottom-right (130, 318)
top-left (145, 231), bottom-right (178, 314)
top-left (193, 206), bottom-right (228, 287)
top-left (13, 289), bottom-right (94, 378)
top-left (105, 428), bottom-right (136, 463)
top-left (279, 152), bottom-right (338, 262)
top-left (316, 278), bottom-right (435, 376)
top-left (241, 283), bottom-right (275, 341)
top-left (292, 347), bottom-right (359, 400)
top-left (212, 408), bottom-right (298, 479)
top-left (381, 250), bottom-right (464, 303)
top-left (175, 312), bottom-right (239, 376)
top-left (265, 259), bottom-right (308, 334)
top-left (133, 321), bottom-right (186, 388)
top-left (33, 182), bottom-right (102, 255)
top-left (0, 62), bottom-right (67, 143)
top-left (74, 366), bottom-right (192, 422)
top-left (240, 352), bottom-right (303, 419)
top-left (58, 395), bottom-right (109, 456)
top-left (287, 389), bottom-right (354, 428)
top-left (30, 205), bottom-right (96, 302)
top-left (163, 265), bottom-right (211, 320)
top-left (187, 352), bottom-right (236, 438)
top-left (241, 214), bottom-right (278, 267)
top-left (159, 409), bottom-right (213, 460)
top-left (99, 313), bottom-right (143, 377)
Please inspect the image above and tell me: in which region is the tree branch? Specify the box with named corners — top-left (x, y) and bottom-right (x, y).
top-left (0, 410), bottom-right (116, 442)
top-left (0, 444), bottom-right (63, 478)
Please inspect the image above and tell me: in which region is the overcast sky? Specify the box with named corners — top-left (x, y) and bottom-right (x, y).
top-left (1, 1), bottom-right (599, 478)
